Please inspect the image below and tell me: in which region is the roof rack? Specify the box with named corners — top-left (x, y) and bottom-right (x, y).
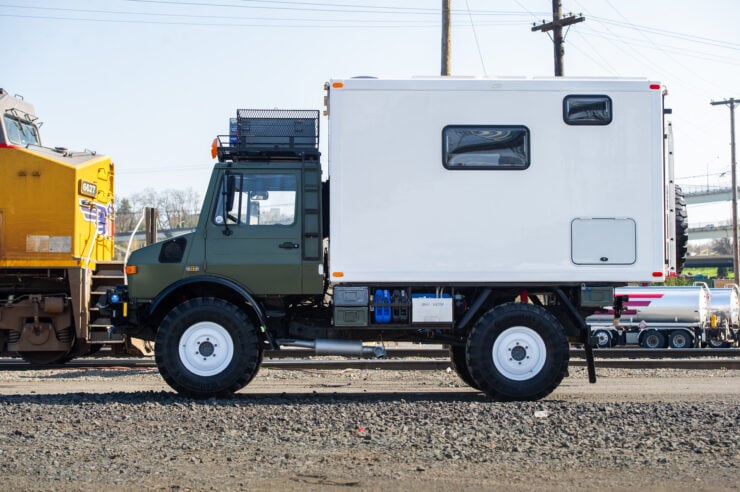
top-left (217, 109), bottom-right (320, 162)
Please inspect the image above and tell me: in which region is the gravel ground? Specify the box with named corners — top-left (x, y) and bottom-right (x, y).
top-left (0, 365), bottom-right (738, 491)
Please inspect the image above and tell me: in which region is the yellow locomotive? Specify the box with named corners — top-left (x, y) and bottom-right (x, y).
top-left (0, 88), bottom-right (147, 363)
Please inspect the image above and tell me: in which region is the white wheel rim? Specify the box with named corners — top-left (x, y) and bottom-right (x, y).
top-left (492, 326), bottom-right (547, 381)
top-left (178, 322), bottom-right (234, 377)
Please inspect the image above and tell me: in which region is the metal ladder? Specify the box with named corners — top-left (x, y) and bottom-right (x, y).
top-left (87, 260), bottom-right (126, 343)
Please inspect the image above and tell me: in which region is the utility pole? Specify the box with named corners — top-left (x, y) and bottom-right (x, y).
top-left (531, 1), bottom-right (585, 76)
top-left (711, 98), bottom-right (740, 284)
top-left (441, 0), bottom-right (451, 76)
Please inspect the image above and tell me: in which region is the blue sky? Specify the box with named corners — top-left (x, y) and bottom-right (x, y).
top-left (3, 0), bottom-right (739, 223)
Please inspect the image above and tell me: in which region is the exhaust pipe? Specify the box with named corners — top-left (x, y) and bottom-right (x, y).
top-left (277, 339), bottom-right (386, 358)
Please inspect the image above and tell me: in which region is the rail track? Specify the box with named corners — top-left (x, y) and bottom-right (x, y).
top-left (0, 348), bottom-right (738, 371)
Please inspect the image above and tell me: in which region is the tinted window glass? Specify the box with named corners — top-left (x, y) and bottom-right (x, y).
top-left (443, 126), bottom-right (530, 170)
top-left (214, 173), bottom-right (296, 226)
top-left (563, 95), bottom-right (612, 125)
top-left (3, 115), bottom-right (40, 146)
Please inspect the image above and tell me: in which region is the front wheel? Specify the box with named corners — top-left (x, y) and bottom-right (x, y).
top-left (592, 329), bottom-right (613, 349)
top-left (155, 298), bottom-right (262, 398)
top-left (466, 303), bottom-right (569, 401)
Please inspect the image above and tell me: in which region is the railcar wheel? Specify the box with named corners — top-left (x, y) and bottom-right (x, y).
top-left (668, 330), bottom-right (693, 349)
top-left (641, 330), bottom-right (666, 349)
top-left (592, 329), bottom-right (612, 349)
top-left (155, 297), bottom-right (262, 399)
top-left (466, 303), bottom-right (569, 401)
top-left (18, 350), bottom-right (71, 365)
top-left (449, 345), bottom-right (481, 390)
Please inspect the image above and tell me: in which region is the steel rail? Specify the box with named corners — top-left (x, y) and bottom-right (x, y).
top-left (0, 352), bottom-right (739, 371)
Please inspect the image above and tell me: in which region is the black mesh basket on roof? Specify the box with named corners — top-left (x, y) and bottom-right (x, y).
top-left (235, 109), bottom-right (319, 152)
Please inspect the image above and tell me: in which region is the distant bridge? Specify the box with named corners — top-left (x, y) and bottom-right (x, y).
top-left (682, 184), bottom-right (739, 205)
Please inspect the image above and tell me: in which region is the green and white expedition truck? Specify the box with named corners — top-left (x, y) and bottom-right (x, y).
top-left (103, 77), bottom-right (676, 401)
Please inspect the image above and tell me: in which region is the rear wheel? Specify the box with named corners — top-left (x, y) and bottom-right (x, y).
top-left (668, 330), bottom-right (693, 349)
top-left (641, 330), bottom-right (666, 349)
top-left (155, 297), bottom-right (262, 398)
top-left (675, 185), bottom-right (689, 274)
top-left (707, 337), bottom-right (731, 349)
top-left (449, 345), bottom-right (481, 390)
top-left (466, 303), bottom-right (569, 401)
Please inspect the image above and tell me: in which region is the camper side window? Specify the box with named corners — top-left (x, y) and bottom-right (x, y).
top-left (443, 126), bottom-right (530, 170)
top-left (563, 95), bottom-right (612, 125)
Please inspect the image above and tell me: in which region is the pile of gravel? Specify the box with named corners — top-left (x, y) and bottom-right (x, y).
top-left (0, 367), bottom-right (738, 490)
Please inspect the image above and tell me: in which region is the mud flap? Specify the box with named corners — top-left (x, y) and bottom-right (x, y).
top-left (555, 289), bottom-right (596, 384)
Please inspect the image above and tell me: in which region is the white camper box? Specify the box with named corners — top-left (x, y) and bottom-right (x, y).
top-left (327, 78), bottom-right (668, 284)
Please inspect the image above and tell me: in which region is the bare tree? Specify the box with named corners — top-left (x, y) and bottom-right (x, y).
top-left (710, 237), bottom-right (733, 256)
top-left (115, 188), bottom-right (201, 233)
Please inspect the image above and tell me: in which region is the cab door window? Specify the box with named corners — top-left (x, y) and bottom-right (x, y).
top-left (214, 173), bottom-right (297, 226)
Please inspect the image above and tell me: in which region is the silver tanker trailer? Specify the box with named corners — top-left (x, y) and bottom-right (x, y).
top-left (708, 286), bottom-right (740, 347)
top-left (587, 285), bottom-right (732, 349)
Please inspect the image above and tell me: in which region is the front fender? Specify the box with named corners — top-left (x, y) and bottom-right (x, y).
top-left (147, 276), bottom-right (274, 348)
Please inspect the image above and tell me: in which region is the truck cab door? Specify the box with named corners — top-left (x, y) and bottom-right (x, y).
top-left (205, 171), bottom-right (304, 294)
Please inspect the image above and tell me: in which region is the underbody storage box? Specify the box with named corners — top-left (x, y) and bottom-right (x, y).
top-left (411, 297), bottom-right (453, 323)
top-left (334, 307), bottom-right (369, 327)
top-left (333, 286), bottom-right (369, 306)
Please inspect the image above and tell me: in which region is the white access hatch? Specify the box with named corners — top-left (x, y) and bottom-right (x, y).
top-left (571, 218), bottom-right (636, 265)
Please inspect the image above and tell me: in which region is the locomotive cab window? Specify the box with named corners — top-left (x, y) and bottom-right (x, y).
top-left (563, 95), bottom-right (612, 125)
top-left (3, 115), bottom-right (40, 146)
top-left (443, 126), bottom-right (530, 170)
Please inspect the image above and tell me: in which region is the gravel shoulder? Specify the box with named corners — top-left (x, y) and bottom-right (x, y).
top-left (0, 365), bottom-right (738, 491)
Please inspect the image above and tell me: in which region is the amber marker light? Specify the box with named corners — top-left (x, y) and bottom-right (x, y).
top-left (125, 265), bottom-right (138, 275)
top-left (211, 138), bottom-right (219, 159)
top-left (332, 82), bottom-right (344, 89)
top-left (332, 271), bottom-right (344, 278)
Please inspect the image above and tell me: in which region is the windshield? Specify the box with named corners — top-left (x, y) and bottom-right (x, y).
top-left (3, 114), bottom-right (40, 146)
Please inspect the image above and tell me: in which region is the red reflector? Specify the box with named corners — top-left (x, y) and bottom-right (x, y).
top-left (649, 84), bottom-right (661, 90)
top-left (652, 271), bottom-right (664, 277)
top-left (0, 143), bottom-right (18, 149)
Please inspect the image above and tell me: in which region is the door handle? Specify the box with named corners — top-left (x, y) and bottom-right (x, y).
top-left (279, 242), bottom-right (300, 249)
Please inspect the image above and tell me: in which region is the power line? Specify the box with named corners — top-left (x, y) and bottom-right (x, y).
top-left (577, 28), bottom-right (740, 67)
top-left (124, 0), bottom-right (547, 17)
top-left (0, 12), bottom-right (524, 29)
top-left (465, 0), bottom-right (487, 76)
top-left (589, 16), bottom-right (740, 51)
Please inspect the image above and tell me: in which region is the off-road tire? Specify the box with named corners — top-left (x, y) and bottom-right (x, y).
top-left (466, 303), bottom-right (569, 401)
top-left (675, 185), bottom-right (689, 274)
top-left (155, 297), bottom-right (262, 399)
top-left (449, 345), bottom-right (481, 390)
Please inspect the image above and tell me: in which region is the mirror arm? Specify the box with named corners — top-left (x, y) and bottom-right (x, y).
top-left (222, 172), bottom-right (233, 236)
